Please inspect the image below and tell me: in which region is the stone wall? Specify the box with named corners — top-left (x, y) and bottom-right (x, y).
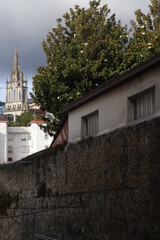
top-left (0, 117), bottom-right (160, 240)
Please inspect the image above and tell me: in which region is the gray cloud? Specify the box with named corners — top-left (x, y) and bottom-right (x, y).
top-left (0, 0), bottom-right (150, 101)
top-left (104, 0), bottom-right (150, 21)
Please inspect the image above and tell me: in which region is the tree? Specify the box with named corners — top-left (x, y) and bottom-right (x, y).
top-left (126, 0), bottom-right (160, 68)
top-left (0, 101), bottom-right (5, 106)
top-left (8, 111), bottom-right (44, 127)
top-left (32, 0), bottom-right (129, 133)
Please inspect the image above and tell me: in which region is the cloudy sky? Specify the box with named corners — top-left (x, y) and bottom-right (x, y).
top-left (0, 0), bottom-right (150, 101)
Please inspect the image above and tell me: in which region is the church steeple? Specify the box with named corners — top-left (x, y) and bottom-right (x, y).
top-left (13, 48), bottom-right (18, 68)
top-left (10, 48), bottom-right (23, 83)
top-left (12, 48), bottom-right (18, 72)
top-left (4, 48), bottom-right (28, 120)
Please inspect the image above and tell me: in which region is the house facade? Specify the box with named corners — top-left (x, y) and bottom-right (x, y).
top-left (0, 119), bottom-right (53, 163)
top-left (64, 53), bottom-right (160, 142)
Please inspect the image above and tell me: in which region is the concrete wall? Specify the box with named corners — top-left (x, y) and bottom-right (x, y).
top-left (68, 64), bottom-right (160, 142)
top-left (0, 116), bottom-right (159, 240)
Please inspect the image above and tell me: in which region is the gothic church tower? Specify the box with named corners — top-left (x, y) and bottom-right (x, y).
top-left (4, 49), bottom-right (28, 120)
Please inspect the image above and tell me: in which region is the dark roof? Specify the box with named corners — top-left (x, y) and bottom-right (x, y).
top-left (31, 119), bottom-right (45, 124)
top-left (0, 117), bottom-right (8, 122)
top-left (64, 52), bottom-right (160, 113)
top-left (50, 116), bottom-right (68, 147)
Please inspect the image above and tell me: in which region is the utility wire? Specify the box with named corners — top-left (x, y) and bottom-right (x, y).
top-left (0, 186), bottom-right (156, 204)
top-left (0, 186), bottom-right (157, 220)
top-left (0, 204), bottom-right (83, 220)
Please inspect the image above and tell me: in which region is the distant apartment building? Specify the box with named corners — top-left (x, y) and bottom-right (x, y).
top-left (0, 119), bottom-right (53, 164)
top-left (4, 48), bottom-right (28, 121)
top-left (0, 118), bottom-right (8, 163)
top-left (0, 103), bottom-right (5, 116)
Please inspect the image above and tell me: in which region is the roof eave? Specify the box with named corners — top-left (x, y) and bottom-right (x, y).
top-left (64, 52), bottom-right (160, 113)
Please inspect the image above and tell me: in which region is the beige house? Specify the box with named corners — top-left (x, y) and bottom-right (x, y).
top-left (64, 53), bottom-right (160, 142)
top-left (4, 49), bottom-right (28, 120)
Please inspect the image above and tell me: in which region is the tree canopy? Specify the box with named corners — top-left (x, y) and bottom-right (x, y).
top-left (32, 0), bottom-right (160, 134)
top-left (8, 111), bottom-right (44, 127)
top-left (126, 0), bottom-right (160, 67)
top-left (0, 101), bottom-right (5, 106)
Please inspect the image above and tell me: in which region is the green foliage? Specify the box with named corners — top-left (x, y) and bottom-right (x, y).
top-left (0, 101), bottom-right (5, 106)
top-left (126, 0), bottom-right (160, 67)
top-left (32, 0), bottom-right (160, 134)
top-left (32, 0), bottom-right (129, 133)
top-left (16, 111), bottom-right (34, 126)
top-left (8, 111), bottom-right (43, 127)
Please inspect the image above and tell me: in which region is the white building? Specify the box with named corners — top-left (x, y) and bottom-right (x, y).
top-left (0, 118), bottom-right (8, 163)
top-left (64, 53), bottom-right (160, 142)
top-left (0, 119), bottom-right (53, 163)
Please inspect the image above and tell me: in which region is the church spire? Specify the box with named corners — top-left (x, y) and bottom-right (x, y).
top-left (14, 48), bottom-right (19, 66)
top-left (12, 48), bottom-right (19, 73)
top-left (11, 48), bottom-right (23, 83)
top-left (4, 48), bottom-right (28, 119)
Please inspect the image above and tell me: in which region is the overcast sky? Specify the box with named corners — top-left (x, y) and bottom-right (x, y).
top-left (0, 0), bottom-right (150, 101)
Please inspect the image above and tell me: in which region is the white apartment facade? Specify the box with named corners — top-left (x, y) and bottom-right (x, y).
top-left (0, 118), bottom-right (8, 163)
top-left (0, 119), bottom-right (53, 163)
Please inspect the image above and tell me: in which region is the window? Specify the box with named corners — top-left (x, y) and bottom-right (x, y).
top-left (8, 136), bottom-right (13, 141)
top-left (12, 105), bottom-right (16, 110)
top-left (128, 87), bottom-right (155, 121)
top-left (8, 146), bottom-right (12, 153)
top-left (17, 104), bottom-right (21, 109)
top-left (45, 133), bottom-right (48, 140)
top-left (14, 89), bottom-right (16, 101)
top-left (23, 89), bottom-right (25, 101)
top-left (82, 110), bottom-right (99, 137)
top-left (28, 135), bottom-right (31, 141)
top-left (22, 135), bottom-right (27, 141)
top-left (134, 91), bottom-right (155, 120)
top-left (9, 91), bottom-right (11, 102)
top-left (19, 90), bottom-right (21, 100)
top-left (8, 158), bottom-right (12, 162)
top-left (28, 146), bottom-right (31, 153)
top-left (21, 146), bottom-right (26, 153)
